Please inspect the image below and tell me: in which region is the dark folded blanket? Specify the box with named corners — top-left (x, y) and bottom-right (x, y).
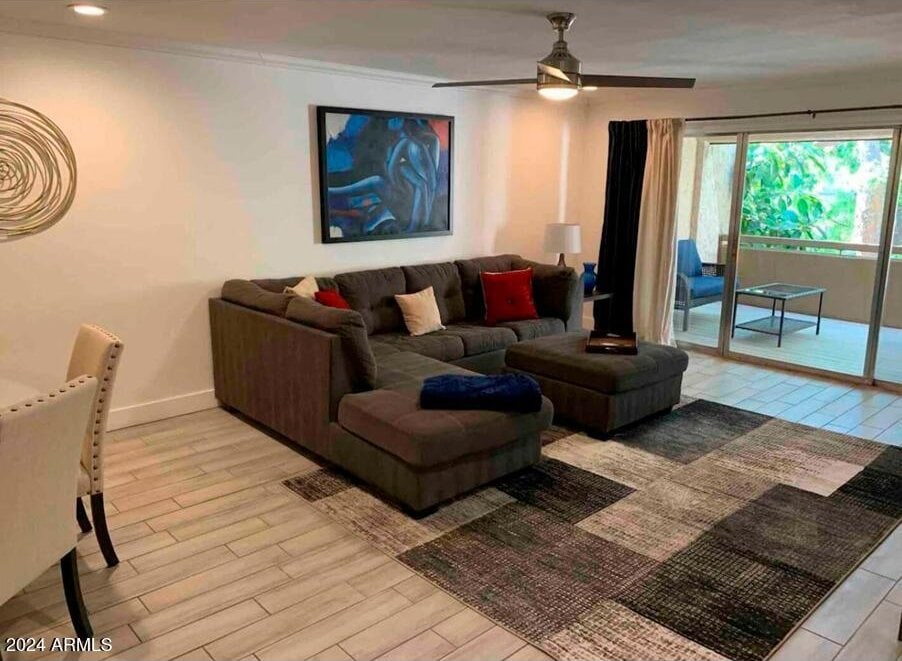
top-left (420, 374), bottom-right (543, 413)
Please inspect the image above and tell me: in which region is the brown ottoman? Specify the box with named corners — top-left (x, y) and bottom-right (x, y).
top-left (505, 332), bottom-right (688, 436)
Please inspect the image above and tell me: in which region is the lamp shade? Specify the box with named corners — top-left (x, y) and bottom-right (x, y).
top-left (544, 223), bottom-right (582, 254)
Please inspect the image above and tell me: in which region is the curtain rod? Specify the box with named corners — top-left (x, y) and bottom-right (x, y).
top-left (685, 103), bottom-right (902, 123)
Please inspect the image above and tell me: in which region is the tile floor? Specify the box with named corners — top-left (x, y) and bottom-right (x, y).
top-left (674, 302), bottom-right (902, 383)
top-left (0, 350), bottom-right (899, 660)
top-left (0, 409), bottom-right (547, 661)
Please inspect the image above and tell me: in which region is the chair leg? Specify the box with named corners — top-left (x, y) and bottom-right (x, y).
top-left (60, 548), bottom-right (93, 640)
top-left (682, 304), bottom-right (690, 332)
top-left (75, 496), bottom-right (92, 533)
top-left (90, 493), bottom-right (119, 567)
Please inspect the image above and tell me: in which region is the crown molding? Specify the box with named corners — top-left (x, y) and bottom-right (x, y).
top-left (582, 69), bottom-right (902, 109)
top-left (1, 17), bottom-right (539, 99)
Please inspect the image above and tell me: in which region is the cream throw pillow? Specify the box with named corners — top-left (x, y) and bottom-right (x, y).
top-left (395, 287), bottom-right (445, 336)
top-left (284, 277), bottom-right (319, 299)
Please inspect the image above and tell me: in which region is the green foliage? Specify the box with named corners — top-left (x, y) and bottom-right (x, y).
top-left (740, 139), bottom-right (889, 246)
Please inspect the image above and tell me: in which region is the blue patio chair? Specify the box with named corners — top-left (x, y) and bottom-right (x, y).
top-left (675, 239), bottom-right (726, 331)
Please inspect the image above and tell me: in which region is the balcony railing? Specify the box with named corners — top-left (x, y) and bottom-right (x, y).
top-left (738, 235), bottom-right (902, 257)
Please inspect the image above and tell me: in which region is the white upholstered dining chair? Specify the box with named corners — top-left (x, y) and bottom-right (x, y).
top-left (69, 324), bottom-right (125, 568)
top-left (0, 377), bottom-right (98, 642)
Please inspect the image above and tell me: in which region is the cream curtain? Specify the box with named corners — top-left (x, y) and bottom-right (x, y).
top-left (633, 118), bottom-right (684, 344)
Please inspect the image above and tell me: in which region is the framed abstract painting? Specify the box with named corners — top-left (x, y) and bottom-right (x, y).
top-left (316, 106), bottom-right (453, 243)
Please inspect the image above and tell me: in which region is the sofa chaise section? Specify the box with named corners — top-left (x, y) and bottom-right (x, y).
top-left (331, 352), bottom-right (552, 514)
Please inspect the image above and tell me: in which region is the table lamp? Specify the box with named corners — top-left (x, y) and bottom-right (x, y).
top-left (544, 223), bottom-right (582, 267)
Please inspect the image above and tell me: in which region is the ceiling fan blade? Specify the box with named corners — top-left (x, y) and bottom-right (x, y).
top-left (432, 78), bottom-right (536, 88)
top-left (580, 74), bottom-right (696, 89)
top-left (537, 62), bottom-right (574, 83)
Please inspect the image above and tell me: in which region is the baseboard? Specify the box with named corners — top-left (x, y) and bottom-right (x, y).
top-left (107, 389), bottom-right (218, 431)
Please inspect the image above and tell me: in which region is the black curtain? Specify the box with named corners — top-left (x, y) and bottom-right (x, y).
top-left (593, 120), bottom-right (648, 334)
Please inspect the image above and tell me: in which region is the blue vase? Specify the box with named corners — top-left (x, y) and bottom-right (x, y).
top-left (581, 262), bottom-right (597, 296)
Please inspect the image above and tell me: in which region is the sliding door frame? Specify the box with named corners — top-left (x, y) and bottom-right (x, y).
top-left (718, 133), bottom-right (748, 357)
top-left (677, 124), bottom-right (902, 388)
top-left (866, 127), bottom-right (902, 388)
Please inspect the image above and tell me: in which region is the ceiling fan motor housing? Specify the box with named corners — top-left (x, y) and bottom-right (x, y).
top-left (538, 12), bottom-right (582, 92)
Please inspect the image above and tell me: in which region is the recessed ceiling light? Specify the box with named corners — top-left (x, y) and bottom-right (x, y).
top-left (68, 4), bottom-right (107, 17)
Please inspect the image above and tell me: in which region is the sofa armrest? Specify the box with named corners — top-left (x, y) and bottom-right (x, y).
top-left (702, 262), bottom-right (726, 276)
top-left (209, 298), bottom-right (353, 455)
top-left (518, 259), bottom-right (583, 331)
top-left (222, 279), bottom-right (295, 316)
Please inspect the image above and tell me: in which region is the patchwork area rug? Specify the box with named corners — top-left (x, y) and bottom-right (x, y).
top-left (283, 399), bottom-right (902, 661)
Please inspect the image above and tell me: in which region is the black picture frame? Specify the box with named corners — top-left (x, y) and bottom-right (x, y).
top-left (316, 106), bottom-right (454, 244)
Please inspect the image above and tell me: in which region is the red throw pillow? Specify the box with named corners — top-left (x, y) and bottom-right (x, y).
top-left (315, 289), bottom-right (351, 310)
top-left (481, 268), bottom-right (538, 325)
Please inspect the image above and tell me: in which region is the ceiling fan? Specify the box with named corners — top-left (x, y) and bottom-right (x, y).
top-left (433, 12), bottom-right (696, 100)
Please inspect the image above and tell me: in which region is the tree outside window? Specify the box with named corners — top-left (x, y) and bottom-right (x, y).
top-left (740, 139), bottom-right (894, 253)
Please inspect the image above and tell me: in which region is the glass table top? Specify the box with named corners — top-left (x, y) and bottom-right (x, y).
top-left (735, 282), bottom-right (826, 299)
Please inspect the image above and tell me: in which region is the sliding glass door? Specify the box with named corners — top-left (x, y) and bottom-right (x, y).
top-left (673, 125), bottom-right (902, 386)
top-left (673, 136), bottom-right (737, 348)
top-left (728, 130), bottom-right (894, 377)
top-left (874, 176), bottom-right (902, 385)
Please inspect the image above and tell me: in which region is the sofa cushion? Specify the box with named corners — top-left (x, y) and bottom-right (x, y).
top-left (336, 267), bottom-right (406, 335)
top-left (677, 239), bottom-right (704, 278)
top-left (374, 351), bottom-right (472, 389)
top-left (251, 276), bottom-right (338, 293)
top-left (402, 262), bottom-right (466, 324)
top-left (481, 268), bottom-right (539, 325)
top-left (442, 323), bottom-right (518, 356)
top-left (686, 275), bottom-right (724, 298)
top-left (395, 287), bottom-right (446, 336)
top-left (285, 297), bottom-right (377, 388)
top-left (455, 254), bottom-right (521, 319)
top-left (522, 261), bottom-right (579, 320)
top-left (499, 317), bottom-right (565, 341)
top-left (222, 280), bottom-right (294, 316)
top-left (285, 276), bottom-right (319, 299)
top-left (505, 331), bottom-right (689, 394)
top-left (338, 381), bottom-right (553, 468)
top-left (369, 332), bottom-right (465, 362)
top-left (315, 289), bottom-right (352, 309)
top-left (370, 342), bottom-right (402, 359)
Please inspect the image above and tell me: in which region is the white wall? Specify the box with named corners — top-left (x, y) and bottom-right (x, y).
top-left (0, 32), bottom-right (584, 428)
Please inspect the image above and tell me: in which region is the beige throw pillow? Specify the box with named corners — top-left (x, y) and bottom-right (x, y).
top-left (284, 276), bottom-right (319, 299)
top-left (395, 287), bottom-right (445, 336)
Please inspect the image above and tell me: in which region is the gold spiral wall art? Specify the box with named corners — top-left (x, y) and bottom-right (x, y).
top-left (0, 99), bottom-right (77, 241)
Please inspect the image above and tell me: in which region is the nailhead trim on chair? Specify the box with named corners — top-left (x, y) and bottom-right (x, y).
top-left (75, 325), bottom-right (124, 495)
top-left (0, 377), bottom-right (96, 417)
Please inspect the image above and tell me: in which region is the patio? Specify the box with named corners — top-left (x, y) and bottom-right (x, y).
top-left (674, 301), bottom-right (902, 383)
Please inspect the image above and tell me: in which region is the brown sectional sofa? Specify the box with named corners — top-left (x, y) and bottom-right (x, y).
top-left (209, 254), bottom-right (580, 515)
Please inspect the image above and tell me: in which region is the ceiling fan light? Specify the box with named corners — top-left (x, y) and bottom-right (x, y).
top-left (581, 85), bottom-right (598, 91)
top-left (68, 3), bottom-right (107, 16)
top-left (539, 86), bottom-right (579, 101)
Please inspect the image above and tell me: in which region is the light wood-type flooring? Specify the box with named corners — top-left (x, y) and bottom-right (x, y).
top-left (1, 352), bottom-right (900, 660)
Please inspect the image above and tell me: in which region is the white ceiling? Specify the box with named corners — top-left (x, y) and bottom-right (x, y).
top-left (3, 0), bottom-right (902, 86)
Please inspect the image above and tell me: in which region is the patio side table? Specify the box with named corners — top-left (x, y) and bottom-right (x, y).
top-left (732, 283), bottom-right (826, 348)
